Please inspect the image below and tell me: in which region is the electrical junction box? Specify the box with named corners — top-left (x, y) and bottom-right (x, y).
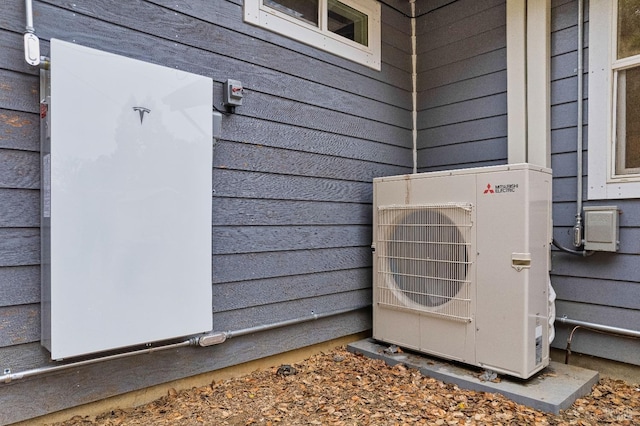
top-left (583, 206), bottom-right (619, 252)
top-left (223, 79), bottom-right (243, 107)
top-left (41, 39), bottom-right (213, 360)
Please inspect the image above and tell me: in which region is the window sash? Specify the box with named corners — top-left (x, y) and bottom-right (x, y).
top-left (612, 0), bottom-right (640, 177)
top-left (244, 0), bottom-right (381, 70)
top-left (327, 0), bottom-right (369, 46)
top-left (263, 0), bottom-right (319, 27)
top-left (614, 66), bottom-right (640, 175)
top-left (260, 0), bottom-right (372, 49)
top-left (616, 0), bottom-right (640, 60)
top-left (587, 0), bottom-right (640, 199)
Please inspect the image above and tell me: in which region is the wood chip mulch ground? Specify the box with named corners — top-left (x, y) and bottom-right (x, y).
top-left (54, 346), bottom-right (640, 425)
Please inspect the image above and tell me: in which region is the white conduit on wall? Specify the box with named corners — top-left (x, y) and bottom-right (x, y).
top-left (1, 305), bottom-right (369, 384)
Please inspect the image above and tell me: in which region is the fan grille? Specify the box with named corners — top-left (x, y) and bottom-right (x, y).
top-left (376, 203), bottom-right (473, 321)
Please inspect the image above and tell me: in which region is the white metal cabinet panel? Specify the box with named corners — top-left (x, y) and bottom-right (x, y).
top-left (42, 39), bottom-right (213, 359)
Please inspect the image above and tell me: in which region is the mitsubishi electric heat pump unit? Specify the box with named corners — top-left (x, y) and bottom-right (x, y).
top-left (40, 39), bottom-right (213, 360)
top-left (372, 164), bottom-right (552, 379)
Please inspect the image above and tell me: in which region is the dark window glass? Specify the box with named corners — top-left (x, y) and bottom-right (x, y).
top-left (618, 0), bottom-right (640, 59)
top-left (264, 0), bottom-right (319, 26)
top-left (616, 66), bottom-right (640, 172)
top-left (328, 0), bottom-right (368, 46)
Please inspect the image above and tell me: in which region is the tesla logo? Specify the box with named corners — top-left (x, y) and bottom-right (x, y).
top-left (483, 184), bottom-right (494, 194)
top-left (133, 107), bottom-right (151, 124)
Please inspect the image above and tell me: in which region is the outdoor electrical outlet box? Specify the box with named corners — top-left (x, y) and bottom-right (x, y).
top-left (41, 39), bottom-right (213, 360)
top-left (224, 79), bottom-right (243, 107)
top-left (583, 206), bottom-right (619, 252)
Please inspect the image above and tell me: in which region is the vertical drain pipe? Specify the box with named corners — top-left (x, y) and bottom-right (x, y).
top-left (410, 0), bottom-right (417, 174)
top-left (572, 0), bottom-right (584, 247)
top-left (23, 0), bottom-right (41, 66)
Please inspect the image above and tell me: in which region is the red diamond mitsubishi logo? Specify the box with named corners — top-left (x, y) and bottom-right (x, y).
top-left (483, 184), bottom-right (494, 194)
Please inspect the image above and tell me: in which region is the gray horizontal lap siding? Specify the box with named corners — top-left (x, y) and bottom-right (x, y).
top-left (415, 0), bottom-right (507, 172)
top-left (549, 0), bottom-right (640, 365)
top-left (412, 0), bottom-right (640, 366)
top-left (0, 0), bottom-right (412, 423)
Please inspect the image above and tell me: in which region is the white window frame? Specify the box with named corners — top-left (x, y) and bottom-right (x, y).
top-left (588, 0), bottom-right (640, 199)
top-left (244, 0), bottom-right (381, 70)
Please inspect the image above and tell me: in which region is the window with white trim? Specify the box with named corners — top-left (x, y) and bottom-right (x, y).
top-left (244, 0), bottom-right (381, 70)
top-left (589, 0), bottom-right (640, 199)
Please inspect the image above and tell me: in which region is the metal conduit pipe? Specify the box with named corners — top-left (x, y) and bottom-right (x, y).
top-left (25, 0), bottom-right (35, 32)
top-left (2, 340), bottom-right (193, 384)
top-left (572, 0), bottom-right (585, 248)
top-left (410, 0), bottom-right (417, 174)
top-left (557, 316), bottom-right (640, 339)
top-left (1, 305), bottom-right (368, 384)
top-left (558, 316), bottom-right (640, 365)
top-left (221, 305), bottom-right (369, 340)
top-left (552, 238), bottom-right (593, 257)
top-left (23, 0), bottom-right (41, 66)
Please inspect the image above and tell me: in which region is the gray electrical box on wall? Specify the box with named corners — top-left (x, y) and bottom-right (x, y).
top-left (583, 206), bottom-right (619, 252)
top-left (223, 79), bottom-right (243, 107)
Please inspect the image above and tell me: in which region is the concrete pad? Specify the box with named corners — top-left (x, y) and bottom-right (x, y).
top-left (347, 338), bottom-right (599, 414)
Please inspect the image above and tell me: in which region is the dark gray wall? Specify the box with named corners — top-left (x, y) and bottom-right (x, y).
top-left (0, 0), bottom-right (412, 423)
top-left (549, 0), bottom-right (640, 365)
top-left (415, 0), bottom-right (508, 172)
